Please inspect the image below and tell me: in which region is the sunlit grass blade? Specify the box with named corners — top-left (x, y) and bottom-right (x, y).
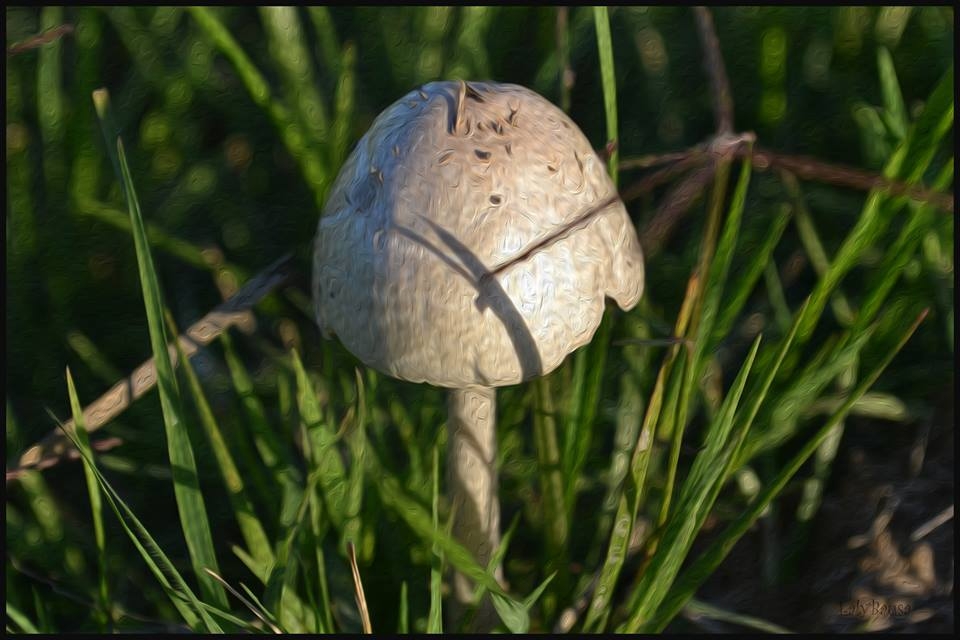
top-left (624, 335), bottom-right (762, 627)
top-left (796, 66), bottom-right (952, 343)
top-left (676, 335), bottom-right (763, 510)
top-left (204, 568), bottom-right (282, 633)
top-left (259, 7), bottom-right (330, 159)
top-left (55, 419), bottom-right (221, 631)
top-left (415, 7), bottom-right (454, 82)
top-left (560, 7), bottom-right (621, 512)
top-left (563, 313), bottom-right (611, 515)
top-left (593, 5), bottom-right (618, 183)
top-left (783, 172), bottom-right (855, 324)
top-left (6, 602), bottom-right (39, 634)
top-left (398, 580), bottom-right (409, 634)
top-left (661, 160), bottom-right (750, 524)
top-left (66, 330), bottom-right (122, 384)
top-left (371, 455), bottom-right (515, 605)
top-left (582, 272), bottom-right (701, 632)
top-left (306, 6), bottom-right (340, 74)
top-left (65, 368), bottom-right (110, 630)
top-left (308, 488), bottom-right (336, 633)
top-left (877, 47), bottom-right (908, 140)
top-left (263, 467), bottom-right (323, 633)
top-left (642, 308), bottom-right (929, 632)
top-left (237, 581), bottom-right (286, 633)
top-left (533, 376), bottom-right (568, 615)
top-left (168, 318), bottom-right (274, 575)
top-left (341, 369), bottom-right (367, 553)
top-left (742, 320), bottom-right (877, 461)
top-left (855, 159), bottom-right (953, 332)
top-left (92, 87), bottom-right (227, 610)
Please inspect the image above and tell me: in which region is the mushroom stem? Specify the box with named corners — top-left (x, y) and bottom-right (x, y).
top-left (446, 385), bottom-right (503, 627)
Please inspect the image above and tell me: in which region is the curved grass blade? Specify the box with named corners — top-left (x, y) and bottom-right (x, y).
top-left (55, 418), bottom-right (221, 631)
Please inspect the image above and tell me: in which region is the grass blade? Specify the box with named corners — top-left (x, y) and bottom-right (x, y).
top-left (92, 87), bottom-right (228, 610)
top-left (427, 446), bottom-right (443, 633)
top-left (796, 66), bottom-right (952, 342)
top-left (593, 6), bottom-right (619, 183)
top-left (291, 349), bottom-right (349, 535)
top-left (713, 203), bottom-right (792, 339)
top-left (643, 308), bottom-right (929, 632)
top-left (6, 602), bottom-right (39, 634)
top-left (55, 418), bottom-right (221, 631)
top-left (877, 47), bottom-right (908, 140)
top-left (65, 368), bottom-right (110, 630)
top-left (188, 7), bottom-right (328, 209)
top-left (168, 319), bottom-right (274, 575)
top-left (398, 581), bottom-right (409, 633)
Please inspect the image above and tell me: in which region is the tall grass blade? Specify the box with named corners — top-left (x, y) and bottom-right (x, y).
top-left (169, 319), bottom-right (274, 574)
top-left (593, 6), bottom-right (618, 183)
top-left (65, 368), bottom-right (110, 630)
top-left (427, 447), bottom-right (443, 633)
top-left (92, 87), bottom-right (228, 610)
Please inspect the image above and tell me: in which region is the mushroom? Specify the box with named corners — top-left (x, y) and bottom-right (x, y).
top-left (313, 80), bottom-right (644, 626)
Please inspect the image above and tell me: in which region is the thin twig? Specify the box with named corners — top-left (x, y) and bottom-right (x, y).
top-left (6, 254), bottom-right (296, 483)
top-left (637, 161), bottom-right (718, 256)
top-left (5, 437), bottom-right (124, 482)
top-left (619, 150), bottom-right (704, 172)
top-left (751, 146), bottom-right (954, 212)
top-left (693, 7), bottom-right (734, 134)
top-left (347, 542), bottom-right (372, 634)
top-left (910, 504), bottom-right (954, 542)
top-left (619, 149), bottom-right (710, 203)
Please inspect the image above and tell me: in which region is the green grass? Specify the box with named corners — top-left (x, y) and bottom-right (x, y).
top-left (5, 6), bottom-right (953, 634)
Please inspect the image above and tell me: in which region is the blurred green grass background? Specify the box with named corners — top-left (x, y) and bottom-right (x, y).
top-left (5, 6), bottom-right (954, 633)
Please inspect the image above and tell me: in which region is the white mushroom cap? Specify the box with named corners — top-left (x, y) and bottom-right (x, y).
top-left (313, 81), bottom-right (644, 388)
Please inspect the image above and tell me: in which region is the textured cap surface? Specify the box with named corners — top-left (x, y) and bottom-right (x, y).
top-left (313, 80), bottom-right (644, 388)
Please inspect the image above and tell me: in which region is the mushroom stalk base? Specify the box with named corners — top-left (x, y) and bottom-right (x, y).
top-left (447, 386), bottom-right (503, 629)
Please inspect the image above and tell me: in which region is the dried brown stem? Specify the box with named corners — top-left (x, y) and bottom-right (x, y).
top-left (7, 24), bottom-right (74, 56)
top-left (638, 161), bottom-right (719, 257)
top-left (620, 149), bottom-right (711, 203)
top-left (693, 7), bottom-right (734, 134)
top-left (6, 254), bottom-right (295, 483)
top-left (751, 146), bottom-right (954, 212)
